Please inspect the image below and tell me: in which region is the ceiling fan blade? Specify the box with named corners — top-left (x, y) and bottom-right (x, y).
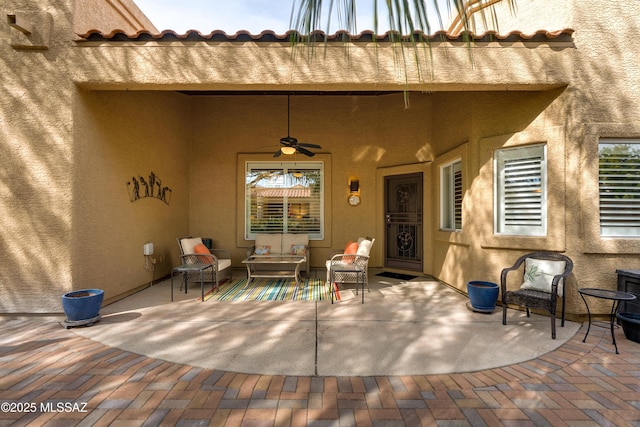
top-left (273, 149), bottom-right (283, 157)
top-left (280, 136), bottom-right (297, 145)
top-left (296, 146), bottom-right (315, 157)
top-left (298, 143), bottom-right (322, 149)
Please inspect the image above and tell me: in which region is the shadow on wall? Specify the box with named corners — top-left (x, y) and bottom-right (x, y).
top-left (0, 1), bottom-right (75, 313)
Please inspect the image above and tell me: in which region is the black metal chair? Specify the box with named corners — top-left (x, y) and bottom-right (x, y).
top-left (501, 252), bottom-right (574, 339)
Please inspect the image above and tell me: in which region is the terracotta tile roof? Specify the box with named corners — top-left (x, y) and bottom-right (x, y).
top-left (254, 187), bottom-right (312, 198)
top-left (76, 28), bottom-right (574, 43)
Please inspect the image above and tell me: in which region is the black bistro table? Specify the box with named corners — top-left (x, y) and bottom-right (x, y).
top-left (579, 287), bottom-right (637, 354)
top-left (171, 262), bottom-right (213, 302)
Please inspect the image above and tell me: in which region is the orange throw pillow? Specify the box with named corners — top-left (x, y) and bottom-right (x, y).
top-left (344, 241), bottom-right (358, 254)
top-left (344, 241), bottom-right (358, 264)
top-left (194, 243), bottom-right (212, 264)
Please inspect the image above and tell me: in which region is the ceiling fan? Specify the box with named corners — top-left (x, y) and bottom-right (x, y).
top-left (274, 96), bottom-right (322, 157)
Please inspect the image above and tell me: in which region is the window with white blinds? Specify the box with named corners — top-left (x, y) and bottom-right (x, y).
top-left (245, 162), bottom-right (324, 240)
top-left (440, 159), bottom-right (462, 231)
top-left (495, 144), bottom-right (547, 235)
top-left (599, 140), bottom-right (640, 236)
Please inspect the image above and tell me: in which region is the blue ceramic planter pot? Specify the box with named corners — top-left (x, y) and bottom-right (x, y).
top-left (61, 289), bottom-right (104, 321)
top-left (467, 281), bottom-right (499, 311)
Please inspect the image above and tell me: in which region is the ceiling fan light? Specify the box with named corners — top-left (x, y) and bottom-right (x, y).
top-left (281, 146), bottom-right (296, 155)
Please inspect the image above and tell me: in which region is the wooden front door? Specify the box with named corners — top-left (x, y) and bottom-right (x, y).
top-left (384, 173), bottom-right (423, 271)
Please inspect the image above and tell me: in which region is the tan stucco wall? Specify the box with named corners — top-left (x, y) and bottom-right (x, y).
top-left (73, 0), bottom-right (157, 34)
top-left (3, 0), bottom-right (640, 318)
top-left (72, 90), bottom-right (191, 300)
top-left (1, 0), bottom-right (75, 313)
top-left (1, 0), bottom-right (180, 314)
top-left (70, 39), bottom-right (571, 93)
top-left (463, 0), bottom-right (574, 35)
top-left (431, 90), bottom-right (569, 288)
top-left (188, 94), bottom-right (434, 267)
top-left (427, 0), bottom-right (640, 317)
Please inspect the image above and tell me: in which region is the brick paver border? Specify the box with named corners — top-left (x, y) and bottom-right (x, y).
top-left (0, 319), bottom-right (638, 426)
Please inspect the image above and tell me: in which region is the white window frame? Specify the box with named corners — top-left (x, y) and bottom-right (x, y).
top-left (440, 159), bottom-right (462, 231)
top-left (245, 161), bottom-right (324, 240)
top-left (599, 139), bottom-right (640, 237)
top-left (494, 144), bottom-right (547, 236)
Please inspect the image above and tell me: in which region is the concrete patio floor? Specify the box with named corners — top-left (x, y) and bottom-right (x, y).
top-left (0, 269), bottom-right (639, 425)
top-left (70, 270), bottom-right (581, 377)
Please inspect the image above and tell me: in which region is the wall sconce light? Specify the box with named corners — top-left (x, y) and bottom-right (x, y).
top-left (281, 146), bottom-right (296, 155)
top-left (349, 179), bottom-right (360, 193)
top-left (348, 179), bottom-right (361, 206)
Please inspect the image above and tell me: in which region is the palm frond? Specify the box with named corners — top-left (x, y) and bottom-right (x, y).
top-left (288, 0), bottom-right (518, 106)
top-left (290, 0), bottom-right (514, 37)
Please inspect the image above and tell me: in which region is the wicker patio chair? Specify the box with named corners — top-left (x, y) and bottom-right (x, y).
top-left (501, 251), bottom-right (574, 339)
top-left (177, 237), bottom-right (232, 290)
top-left (325, 238), bottom-right (375, 293)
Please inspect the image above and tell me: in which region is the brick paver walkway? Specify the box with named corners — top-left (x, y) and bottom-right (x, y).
top-left (0, 319), bottom-right (639, 426)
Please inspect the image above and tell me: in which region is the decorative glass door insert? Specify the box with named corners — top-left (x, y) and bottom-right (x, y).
top-left (384, 173), bottom-right (423, 271)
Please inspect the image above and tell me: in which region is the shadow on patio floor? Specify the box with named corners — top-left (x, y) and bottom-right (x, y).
top-left (68, 268), bottom-right (582, 377)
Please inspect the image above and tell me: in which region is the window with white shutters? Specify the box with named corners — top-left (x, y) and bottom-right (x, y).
top-left (599, 140), bottom-right (640, 237)
top-left (495, 144), bottom-right (547, 235)
top-left (245, 162), bottom-right (324, 240)
top-left (441, 159), bottom-right (462, 231)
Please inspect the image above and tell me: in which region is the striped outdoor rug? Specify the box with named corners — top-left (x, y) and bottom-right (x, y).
top-left (200, 277), bottom-right (332, 301)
